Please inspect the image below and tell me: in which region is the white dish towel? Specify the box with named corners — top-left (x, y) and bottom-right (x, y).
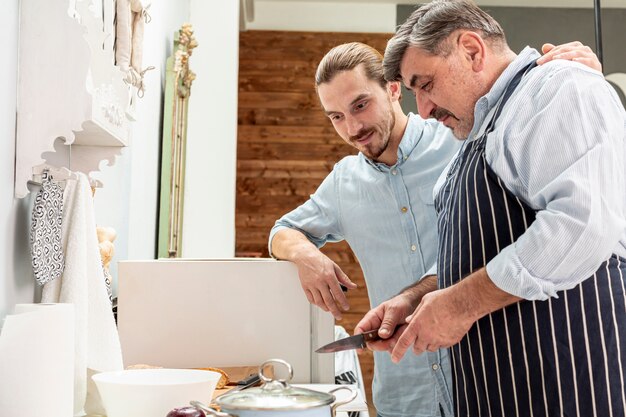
top-left (42, 173), bottom-right (123, 415)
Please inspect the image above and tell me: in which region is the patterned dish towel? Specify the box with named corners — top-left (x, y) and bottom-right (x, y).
top-left (30, 171), bottom-right (64, 285)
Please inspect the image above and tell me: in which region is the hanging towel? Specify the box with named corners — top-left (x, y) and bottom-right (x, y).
top-left (130, 0), bottom-right (149, 74)
top-left (42, 173), bottom-right (123, 415)
top-left (30, 171), bottom-right (65, 285)
top-left (115, 0), bottom-right (132, 71)
top-left (116, 0), bottom-right (153, 97)
top-left (334, 326), bottom-right (365, 417)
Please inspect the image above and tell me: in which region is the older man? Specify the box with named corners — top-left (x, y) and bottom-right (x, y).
top-left (270, 37), bottom-right (601, 416)
top-left (357, 1), bottom-right (626, 416)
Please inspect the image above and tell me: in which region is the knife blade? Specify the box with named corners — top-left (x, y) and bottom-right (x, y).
top-left (315, 329), bottom-right (383, 353)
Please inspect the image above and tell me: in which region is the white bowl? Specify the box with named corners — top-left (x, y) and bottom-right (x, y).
top-left (92, 368), bottom-right (220, 417)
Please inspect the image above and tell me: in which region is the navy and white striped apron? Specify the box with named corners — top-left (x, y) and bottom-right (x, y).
top-left (434, 61), bottom-right (626, 417)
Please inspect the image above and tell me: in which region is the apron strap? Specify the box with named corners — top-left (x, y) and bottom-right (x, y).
top-left (484, 60), bottom-right (538, 135)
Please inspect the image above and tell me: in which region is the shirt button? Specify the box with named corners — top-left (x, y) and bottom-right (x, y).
top-left (391, 169), bottom-right (397, 175)
top-left (401, 207), bottom-right (408, 213)
top-left (432, 364), bottom-right (439, 371)
top-left (411, 245), bottom-right (417, 251)
top-left (404, 156), bottom-right (408, 161)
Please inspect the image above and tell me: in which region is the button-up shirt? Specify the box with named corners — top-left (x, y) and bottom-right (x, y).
top-left (270, 114), bottom-right (461, 417)
top-left (434, 47), bottom-right (626, 301)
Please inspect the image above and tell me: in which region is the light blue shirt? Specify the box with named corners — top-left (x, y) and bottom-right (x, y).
top-left (435, 47), bottom-right (626, 301)
top-left (270, 114), bottom-right (461, 417)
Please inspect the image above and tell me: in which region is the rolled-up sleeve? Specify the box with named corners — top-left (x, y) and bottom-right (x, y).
top-left (268, 166), bottom-right (344, 257)
top-left (486, 67), bottom-right (626, 300)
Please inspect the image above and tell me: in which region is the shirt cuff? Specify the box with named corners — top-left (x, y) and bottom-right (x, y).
top-left (486, 245), bottom-right (559, 301)
top-left (268, 225), bottom-right (289, 259)
top-left (420, 262), bottom-right (437, 281)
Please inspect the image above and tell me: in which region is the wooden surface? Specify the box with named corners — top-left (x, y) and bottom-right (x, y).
top-left (236, 30), bottom-right (393, 416)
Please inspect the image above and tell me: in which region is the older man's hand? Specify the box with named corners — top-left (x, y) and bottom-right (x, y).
top-left (390, 268), bottom-right (521, 363)
top-left (354, 293), bottom-right (415, 352)
top-left (355, 275), bottom-right (439, 352)
top-left (390, 287), bottom-right (477, 362)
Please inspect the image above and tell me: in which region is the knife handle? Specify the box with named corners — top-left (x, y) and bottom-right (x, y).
top-left (237, 372), bottom-right (261, 387)
top-left (362, 329), bottom-right (382, 343)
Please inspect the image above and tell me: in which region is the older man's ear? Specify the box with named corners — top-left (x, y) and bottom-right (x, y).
top-left (457, 31), bottom-right (487, 72)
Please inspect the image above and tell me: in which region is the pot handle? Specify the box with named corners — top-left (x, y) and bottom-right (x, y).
top-left (190, 400), bottom-right (237, 417)
top-left (328, 386), bottom-right (359, 417)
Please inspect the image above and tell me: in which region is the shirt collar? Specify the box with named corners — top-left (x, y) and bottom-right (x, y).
top-left (362, 113), bottom-right (423, 171)
top-left (469, 47), bottom-right (540, 140)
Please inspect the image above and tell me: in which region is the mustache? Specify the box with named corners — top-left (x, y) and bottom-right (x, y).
top-left (349, 127), bottom-right (375, 142)
top-left (431, 107), bottom-right (457, 122)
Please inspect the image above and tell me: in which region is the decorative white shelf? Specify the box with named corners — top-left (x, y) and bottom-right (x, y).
top-left (15, 0), bottom-right (132, 197)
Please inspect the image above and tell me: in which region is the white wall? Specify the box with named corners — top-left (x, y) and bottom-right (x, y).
top-left (0, 0), bottom-right (31, 321)
top-left (607, 73), bottom-right (626, 99)
top-left (249, 0), bottom-right (396, 33)
top-left (0, 0), bottom-right (192, 322)
top-left (92, 0), bottom-right (191, 285)
top-left (182, 0), bottom-right (240, 258)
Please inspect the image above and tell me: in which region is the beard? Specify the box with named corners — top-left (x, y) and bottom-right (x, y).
top-left (431, 107), bottom-right (472, 140)
top-left (350, 105), bottom-right (396, 161)
top-left (450, 118), bottom-right (474, 140)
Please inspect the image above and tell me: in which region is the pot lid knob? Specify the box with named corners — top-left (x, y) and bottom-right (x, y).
top-left (259, 359), bottom-right (293, 392)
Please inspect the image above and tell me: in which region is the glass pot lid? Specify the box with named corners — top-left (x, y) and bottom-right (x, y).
top-left (216, 359), bottom-right (335, 411)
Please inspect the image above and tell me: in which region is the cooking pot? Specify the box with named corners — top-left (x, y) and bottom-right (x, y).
top-left (191, 359), bottom-right (357, 417)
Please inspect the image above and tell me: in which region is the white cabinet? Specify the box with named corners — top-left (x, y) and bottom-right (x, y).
top-left (117, 259), bottom-right (335, 384)
top-left (15, 0), bottom-right (132, 197)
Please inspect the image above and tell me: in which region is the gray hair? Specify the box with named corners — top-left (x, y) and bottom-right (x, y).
top-left (383, 0), bottom-right (507, 82)
top-left (316, 42), bottom-right (387, 89)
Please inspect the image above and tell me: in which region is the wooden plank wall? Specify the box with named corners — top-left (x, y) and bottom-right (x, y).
top-left (236, 30), bottom-right (392, 411)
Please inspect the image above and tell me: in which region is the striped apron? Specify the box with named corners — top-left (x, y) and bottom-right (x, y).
top-left (434, 62), bottom-right (626, 417)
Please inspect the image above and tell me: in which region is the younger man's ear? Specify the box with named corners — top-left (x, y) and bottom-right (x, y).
top-left (388, 81), bottom-right (402, 101)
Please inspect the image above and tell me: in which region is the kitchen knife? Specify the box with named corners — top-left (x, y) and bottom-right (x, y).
top-left (217, 373), bottom-right (261, 398)
top-left (315, 329), bottom-right (383, 353)
top-left (233, 373), bottom-right (261, 390)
